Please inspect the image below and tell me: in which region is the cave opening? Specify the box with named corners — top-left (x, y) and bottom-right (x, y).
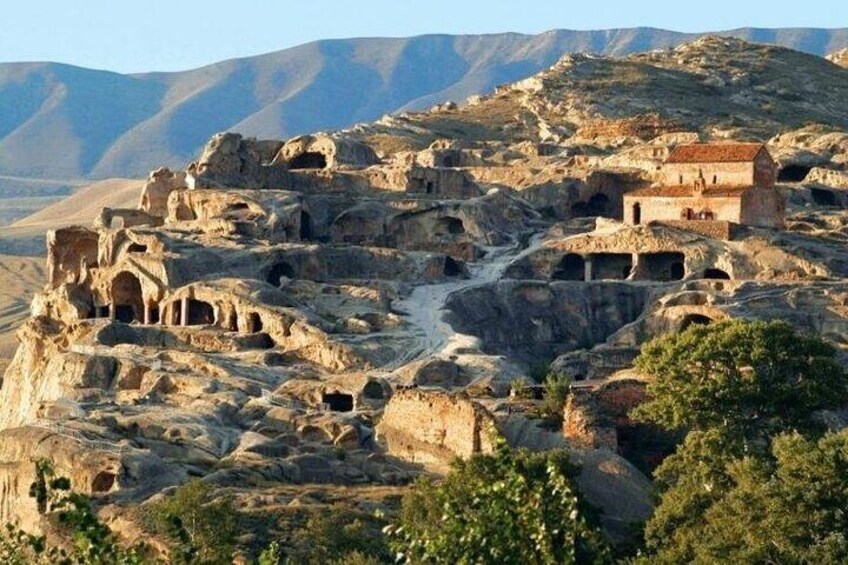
top-left (322, 392), bottom-right (354, 412)
top-left (571, 193), bottom-right (612, 218)
top-left (363, 380), bottom-right (385, 400)
top-left (591, 253), bottom-right (633, 280)
top-left (91, 471), bottom-right (116, 493)
top-left (679, 314), bottom-right (714, 332)
top-left (148, 304), bottom-right (160, 325)
top-left (552, 253), bottom-right (585, 281)
top-left (778, 165), bottom-right (812, 183)
top-left (288, 151), bottom-right (327, 170)
top-left (299, 210), bottom-right (314, 240)
top-left (702, 268), bottom-right (731, 280)
top-left (444, 257), bottom-right (462, 277)
top-left (267, 262), bottom-right (296, 286)
top-left (111, 271), bottom-right (144, 324)
top-left (186, 299), bottom-right (215, 326)
top-left (640, 252), bottom-right (685, 281)
top-left (435, 216), bottom-right (465, 236)
top-left (248, 312), bottom-right (263, 333)
top-left (810, 187), bottom-right (838, 207)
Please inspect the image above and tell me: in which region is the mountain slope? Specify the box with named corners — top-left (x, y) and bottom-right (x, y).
top-left (2, 27), bottom-right (848, 180)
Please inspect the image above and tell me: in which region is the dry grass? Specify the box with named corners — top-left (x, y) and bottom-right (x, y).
top-left (0, 254), bottom-right (45, 374)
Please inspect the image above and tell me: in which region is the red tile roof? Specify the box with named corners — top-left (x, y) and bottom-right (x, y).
top-left (626, 185), bottom-right (750, 198)
top-left (666, 143), bottom-right (765, 164)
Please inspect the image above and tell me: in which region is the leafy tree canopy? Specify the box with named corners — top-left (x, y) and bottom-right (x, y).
top-left (632, 319), bottom-right (848, 440)
top-left (387, 440), bottom-right (611, 565)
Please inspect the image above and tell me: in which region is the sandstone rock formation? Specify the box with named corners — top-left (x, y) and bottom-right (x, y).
top-left (2, 37), bottom-right (848, 553)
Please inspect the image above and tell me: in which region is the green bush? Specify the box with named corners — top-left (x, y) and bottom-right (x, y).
top-left (142, 480), bottom-right (238, 564)
top-left (259, 508), bottom-right (390, 565)
top-left (632, 320), bottom-right (848, 562)
top-left (540, 373), bottom-right (572, 422)
top-left (0, 459), bottom-right (152, 564)
top-left (387, 439), bottom-right (610, 564)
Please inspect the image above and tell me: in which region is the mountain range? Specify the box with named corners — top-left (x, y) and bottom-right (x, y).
top-left (2, 27), bottom-right (848, 181)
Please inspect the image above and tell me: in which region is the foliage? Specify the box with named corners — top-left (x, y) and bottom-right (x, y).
top-left (510, 377), bottom-right (537, 400)
top-left (143, 480), bottom-right (238, 565)
top-left (650, 430), bottom-right (848, 563)
top-left (387, 439), bottom-right (611, 564)
top-left (279, 508), bottom-right (391, 564)
top-left (631, 320), bottom-right (848, 562)
top-left (632, 320), bottom-right (847, 441)
top-left (540, 373), bottom-right (572, 422)
top-left (527, 362), bottom-right (552, 384)
top-left (0, 459), bottom-right (152, 564)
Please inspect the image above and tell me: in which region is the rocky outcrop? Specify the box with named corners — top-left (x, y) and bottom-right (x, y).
top-left (187, 133), bottom-right (288, 189)
top-left (445, 280), bottom-right (649, 362)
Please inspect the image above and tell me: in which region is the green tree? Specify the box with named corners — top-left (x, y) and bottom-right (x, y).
top-left (387, 440), bottom-right (611, 564)
top-left (144, 480), bottom-right (238, 565)
top-left (631, 320), bottom-right (848, 562)
top-left (281, 508), bottom-right (391, 564)
top-left (674, 430), bottom-right (848, 563)
top-left (632, 319), bottom-right (847, 440)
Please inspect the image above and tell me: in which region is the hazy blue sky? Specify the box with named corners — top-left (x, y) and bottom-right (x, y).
top-left (1, 0), bottom-right (846, 73)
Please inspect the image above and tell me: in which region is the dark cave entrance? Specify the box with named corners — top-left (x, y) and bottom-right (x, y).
top-left (679, 314), bottom-right (714, 332)
top-left (186, 299), bottom-right (215, 326)
top-left (702, 268), bottom-right (731, 280)
top-left (248, 312), bottom-right (263, 334)
top-left (322, 392), bottom-right (354, 412)
top-left (435, 217), bottom-right (465, 236)
top-left (592, 253), bottom-right (633, 280)
top-left (299, 210), bottom-right (314, 240)
top-left (777, 165), bottom-right (812, 183)
top-left (288, 151), bottom-right (327, 170)
top-left (267, 262), bottom-right (296, 286)
top-left (444, 257), bottom-right (462, 277)
top-left (111, 271), bottom-right (144, 324)
top-left (552, 253), bottom-right (585, 281)
top-left (810, 187), bottom-right (838, 206)
top-left (362, 380), bottom-right (385, 400)
top-left (640, 252), bottom-right (686, 281)
top-left (571, 194), bottom-right (612, 218)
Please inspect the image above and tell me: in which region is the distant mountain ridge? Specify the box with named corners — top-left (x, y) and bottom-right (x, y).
top-left (2, 27), bottom-right (848, 180)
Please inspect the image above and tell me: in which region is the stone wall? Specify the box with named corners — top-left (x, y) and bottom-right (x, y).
top-left (624, 193), bottom-right (744, 225)
top-left (653, 220), bottom-right (736, 240)
top-left (563, 378), bottom-right (648, 451)
top-left (741, 186), bottom-right (786, 229)
top-left (375, 390), bottom-right (499, 471)
top-left (662, 161), bottom-right (753, 187)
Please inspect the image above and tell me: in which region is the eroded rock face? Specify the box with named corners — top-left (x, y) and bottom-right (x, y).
top-left (445, 281), bottom-right (649, 362)
top-left (139, 168), bottom-right (187, 217)
top-left (280, 134), bottom-right (379, 169)
top-left (188, 133), bottom-right (287, 189)
top-left (6, 36), bottom-right (848, 549)
top-left (377, 390), bottom-right (653, 544)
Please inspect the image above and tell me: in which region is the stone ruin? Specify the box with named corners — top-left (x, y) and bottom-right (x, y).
top-left (3, 63), bottom-right (848, 550)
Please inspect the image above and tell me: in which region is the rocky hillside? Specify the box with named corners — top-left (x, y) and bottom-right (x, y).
top-left (364, 36), bottom-right (848, 150)
top-left (3, 36), bottom-right (848, 557)
top-left (1, 27), bottom-right (848, 181)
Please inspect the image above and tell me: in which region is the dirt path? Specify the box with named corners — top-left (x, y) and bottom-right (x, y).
top-left (387, 233), bottom-right (545, 368)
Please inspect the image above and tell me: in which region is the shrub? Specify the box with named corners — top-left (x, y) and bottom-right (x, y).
top-left (142, 480), bottom-right (238, 564)
top-left (387, 440), bottom-right (610, 564)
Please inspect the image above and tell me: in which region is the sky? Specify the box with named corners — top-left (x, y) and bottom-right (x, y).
top-left (1, 0), bottom-right (846, 73)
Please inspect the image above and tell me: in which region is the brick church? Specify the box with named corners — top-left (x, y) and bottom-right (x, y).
top-left (623, 143), bottom-right (785, 233)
